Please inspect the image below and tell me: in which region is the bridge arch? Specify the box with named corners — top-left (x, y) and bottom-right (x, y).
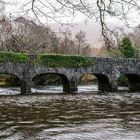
top-left (78, 73), bottom-right (111, 92)
top-left (32, 73), bottom-right (70, 93)
top-left (0, 73), bottom-right (22, 95)
top-left (0, 73), bottom-right (21, 85)
top-left (118, 73), bottom-right (140, 92)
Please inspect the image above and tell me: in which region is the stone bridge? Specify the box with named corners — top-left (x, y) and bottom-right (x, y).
top-left (0, 57), bottom-right (140, 94)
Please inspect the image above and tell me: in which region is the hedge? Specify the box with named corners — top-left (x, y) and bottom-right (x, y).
top-left (36, 54), bottom-right (93, 68)
top-left (0, 52), bottom-right (93, 68)
top-left (0, 52), bottom-right (29, 63)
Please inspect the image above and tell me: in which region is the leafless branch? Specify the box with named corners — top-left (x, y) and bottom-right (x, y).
top-left (2, 0), bottom-right (140, 50)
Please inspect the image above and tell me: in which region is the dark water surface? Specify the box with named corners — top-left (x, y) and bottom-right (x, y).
top-left (0, 86), bottom-right (140, 140)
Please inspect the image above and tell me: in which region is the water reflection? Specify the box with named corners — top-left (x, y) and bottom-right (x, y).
top-left (0, 86), bottom-right (139, 140)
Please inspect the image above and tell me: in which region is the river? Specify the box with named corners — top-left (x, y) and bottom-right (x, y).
top-left (0, 85), bottom-right (140, 140)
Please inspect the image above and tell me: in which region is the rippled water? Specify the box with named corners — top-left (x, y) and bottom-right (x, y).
top-left (0, 85), bottom-right (140, 140)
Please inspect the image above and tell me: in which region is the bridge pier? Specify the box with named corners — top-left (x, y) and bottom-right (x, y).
top-left (66, 77), bottom-right (78, 93)
top-left (98, 82), bottom-right (112, 92)
top-left (129, 83), bottom-right (140, 92)
top-left (21, 81), bottom-right (32, 95)
top-left (125, 74), bottom-right (140, 92)
top-left (110, 80), bottom-right (118, 92)
top-left (98, 80), bottom-right (118, 92)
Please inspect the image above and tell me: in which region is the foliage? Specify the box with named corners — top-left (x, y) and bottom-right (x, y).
top-left (117, 75), bottom-right (129, 87)
top-left (0, 52), bottom-right (29, 63)
top-left (119, 37), bottom-right (135, 58)
top-left (36, 54), bottom-right (93, 68)
top-left (0, 52), bottom-right (93, 68)
top-left (128, 25), bottom-right (140, 58)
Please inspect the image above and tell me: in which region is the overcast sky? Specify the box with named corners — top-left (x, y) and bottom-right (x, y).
top-left (3, 0), bottom-right (88, 24)
top-left (1, 0), bottom-right (140, 48)
top-left (2, 0), bottom-right (140, 27)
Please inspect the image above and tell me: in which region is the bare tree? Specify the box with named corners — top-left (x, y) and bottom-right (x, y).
top-left (49, 31), bottom-right (59, 53)
top-left (59, 28), bottom-right (75, 54)
top-left (17, 0), bottom-right (140, 50)
top-left (75, 30), bottom-right (86, 55)
top-left (1, 0), bottom-right (140, 50)
top-left (0, 16), bottom-right (54, 53)
top-left (0, 0), bottom-right (5, 15)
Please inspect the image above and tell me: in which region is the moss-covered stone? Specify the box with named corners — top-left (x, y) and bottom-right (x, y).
top-left (0, 52), bottom-right (93, 67)
top-left (0, 52), bottom-right (29, 63)
top-left (36, 54), bottom-right (93, 68)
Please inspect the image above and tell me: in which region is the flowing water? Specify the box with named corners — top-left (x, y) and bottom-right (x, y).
top-left (0, 85), bottom-right (140, 140)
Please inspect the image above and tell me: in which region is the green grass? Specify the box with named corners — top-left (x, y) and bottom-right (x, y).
top-left (36, 54), bottom-right (93, 68)
top-left (0, 52), bottom-right (29, 63)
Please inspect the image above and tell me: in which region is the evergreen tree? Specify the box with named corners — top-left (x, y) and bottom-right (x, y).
top-left (119, 37), bottom-right (135, 58)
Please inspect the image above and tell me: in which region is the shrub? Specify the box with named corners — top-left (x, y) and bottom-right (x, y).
top-left (117, 75), bottom-right (129, 87)
top-left (119, 37), bottom-right (135, 58)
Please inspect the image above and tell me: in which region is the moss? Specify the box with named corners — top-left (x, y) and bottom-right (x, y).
top-left (36, 54), bottom-right (93, 68)
top-left (0, 52), bottom-right (29, 63)
top-left (0, 52), bottom-right (93, 68)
